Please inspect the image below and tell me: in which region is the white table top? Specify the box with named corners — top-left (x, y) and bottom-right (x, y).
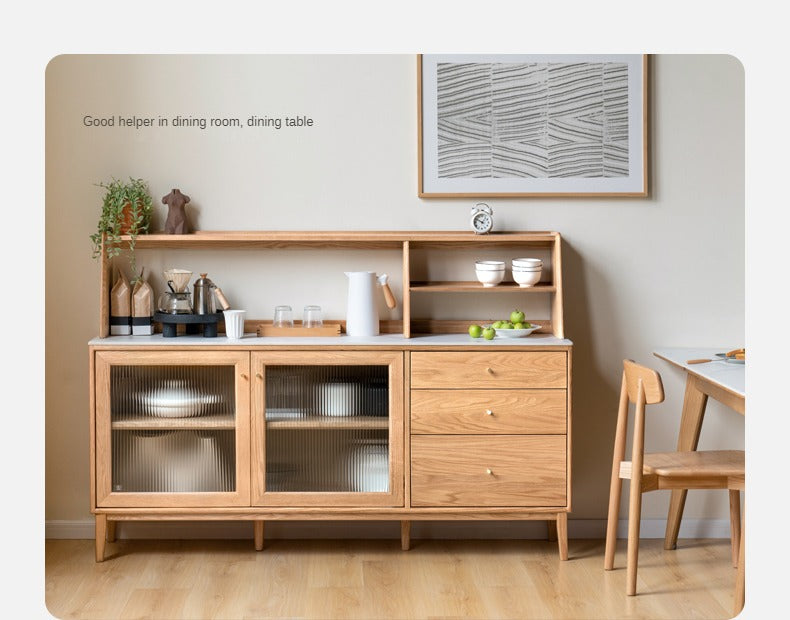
top-left (90, 332), bottom-right (573, 348)
top-left (653, 347), bottom-right (745, 398)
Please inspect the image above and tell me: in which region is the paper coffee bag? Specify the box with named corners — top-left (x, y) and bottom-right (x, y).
top-left (110, 270), bottom-right (131, 335)
top-left (132, 275), bottom-right (154, 335)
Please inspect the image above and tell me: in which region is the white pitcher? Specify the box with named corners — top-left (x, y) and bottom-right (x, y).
top-left (344, 271), bottom-right (396, 337)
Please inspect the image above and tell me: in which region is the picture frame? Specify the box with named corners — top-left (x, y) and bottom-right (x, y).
top-left (418, 54), bottom-right (648, 197)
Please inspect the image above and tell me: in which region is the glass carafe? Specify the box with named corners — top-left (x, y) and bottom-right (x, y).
top-left (157, 291), bottom-right (193, 314)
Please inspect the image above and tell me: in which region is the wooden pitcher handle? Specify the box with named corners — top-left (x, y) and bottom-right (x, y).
top-left (381, 283), bottom-right (397, 309)
top-left (214, 287), bottom-right (231, 311)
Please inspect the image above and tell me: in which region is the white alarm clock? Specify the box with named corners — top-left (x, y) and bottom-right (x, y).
top-left (470, 203), bottom-right (493, 234)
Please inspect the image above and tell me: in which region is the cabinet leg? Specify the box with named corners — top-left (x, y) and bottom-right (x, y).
top-left (556, 513), bottom-right (568, 561)
top-left (400, 520), bottom-right (411, 551)
top-left (254, 520), bottom-right (264, 551)
top-left (95, 515), bottom-right (107, 562)
top-left (106, 520), bottom-right (117, 543)
top-left (547, 519), bottom-right (557, 541)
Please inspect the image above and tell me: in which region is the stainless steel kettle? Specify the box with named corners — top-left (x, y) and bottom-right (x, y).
top-left (193, 273), bottom-right (231, 314)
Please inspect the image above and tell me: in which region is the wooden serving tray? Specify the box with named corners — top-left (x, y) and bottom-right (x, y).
top-left (256, 321), bottom-right (341, 337)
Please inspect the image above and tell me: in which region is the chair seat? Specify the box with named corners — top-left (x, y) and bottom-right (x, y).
top-left (641, 450), bottom-right (744, 477)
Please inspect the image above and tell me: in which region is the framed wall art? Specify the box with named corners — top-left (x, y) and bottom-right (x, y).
top-left (418, 54), bottom-right (648, 197)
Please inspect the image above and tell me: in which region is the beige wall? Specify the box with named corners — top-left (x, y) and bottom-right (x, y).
top-left (45, 54), bottom-right (744, 528)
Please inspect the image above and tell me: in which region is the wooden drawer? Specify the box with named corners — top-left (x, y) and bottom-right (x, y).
top-left (411, 389), bottom-right (566, 434)
top-left (411, 435), bottom-right (566, 507)
top-left (410, 351), bottom-right (567, 389)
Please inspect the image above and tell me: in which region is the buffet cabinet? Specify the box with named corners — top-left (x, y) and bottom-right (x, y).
top-left (90, 231), bottom-right (571, 562)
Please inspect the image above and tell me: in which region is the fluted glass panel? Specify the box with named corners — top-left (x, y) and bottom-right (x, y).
top-left (111, 365), bottom-right (235, 421)
top-left (265, 365), bottom-right (389, 493)
top-left (110, 365), bottom-right (236, 493)
top-left (112, 430), bottom-right (235, 492)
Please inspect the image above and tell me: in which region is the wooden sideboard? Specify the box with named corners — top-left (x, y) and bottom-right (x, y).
top-left (90, 231), bottom-right (572, 561)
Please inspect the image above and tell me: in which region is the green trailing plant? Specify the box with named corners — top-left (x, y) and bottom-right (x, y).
top-left (90, 177), bottom-right (153, 280)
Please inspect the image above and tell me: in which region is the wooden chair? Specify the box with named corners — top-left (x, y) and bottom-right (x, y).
top-left (604, 360), bottom-right (745, 598)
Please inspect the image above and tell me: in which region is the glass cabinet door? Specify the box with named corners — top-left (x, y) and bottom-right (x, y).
top-left (94, 351), bottom-right (250, 507)
top-left (251, 351), bottom-right (404, 507)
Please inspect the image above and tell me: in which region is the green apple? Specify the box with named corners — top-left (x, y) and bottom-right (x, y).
top-left (482, 327), bottom-right (496, 340)
top-left (468, 324), bottom-right (483, 338)
top-left (492, 320), bottom-right (504, 329)
top-left (510, 309), bottom-right (525, 324)
top-left (500, 321), bottom-right (513, 329)
top-left (514, 322), bottom-right (525, 330)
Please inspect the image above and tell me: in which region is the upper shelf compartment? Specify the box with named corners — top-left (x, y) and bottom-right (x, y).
top-left (102, 231), bottom-right (564, 339)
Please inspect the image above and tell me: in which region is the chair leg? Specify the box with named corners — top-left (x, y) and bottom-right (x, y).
top-left (729, 490), bottom-right (741, 568)
top-left (605, 477), bottom-right (623, 570)
top-left (626, 479), bottom-right (643, 596)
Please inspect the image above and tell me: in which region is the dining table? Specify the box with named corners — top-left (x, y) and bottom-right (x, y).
top-left (653, 346), bottom-right (745, 613)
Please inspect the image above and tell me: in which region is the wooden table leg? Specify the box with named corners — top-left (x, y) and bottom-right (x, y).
top-left (734, 502), bottom-right (745, 614)
top-left (664, 375), bottom-right (708, 550)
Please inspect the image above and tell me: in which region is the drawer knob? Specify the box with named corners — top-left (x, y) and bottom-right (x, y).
top-left (486, 367), bottom-right (494, 375)
top-left (486, 468), bottom-right (493, 476)
top-left (485, 409), bottom-right (493, 416)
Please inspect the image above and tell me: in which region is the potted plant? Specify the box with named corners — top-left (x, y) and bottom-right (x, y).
top-left (90, 177), bottom-right (153, 280)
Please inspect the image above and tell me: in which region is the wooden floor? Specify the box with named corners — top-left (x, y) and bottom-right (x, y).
top-left (45, 538), bottom-right (740, 619)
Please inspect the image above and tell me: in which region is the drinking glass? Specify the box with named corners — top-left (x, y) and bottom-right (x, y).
top-left (273, 305), bottom-right (294, 328)
top-left (303, 305), bottom-right (323, 328)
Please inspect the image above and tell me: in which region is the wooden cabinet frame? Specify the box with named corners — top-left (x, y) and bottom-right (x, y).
top-left (94, 350), bottom-right (251, 508)
top-left (250, 351), bottom-right (404, 507)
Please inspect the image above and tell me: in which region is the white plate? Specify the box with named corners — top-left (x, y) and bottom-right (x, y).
top-left (141, 388), bottom-right (220, 418)
top-left (490, 325), bottom-right (541, 338)
top-left (715, 353), bottom-right (745, 365)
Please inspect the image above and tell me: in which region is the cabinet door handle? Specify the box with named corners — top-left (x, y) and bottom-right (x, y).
top-left (240, 373), bottom-right (249, 380)
top-left (486, 367), bottom-right (494, 375)
top-left (485, 409), bottom-right (494, 416)
top-left (256, 372), bottom-right (263, 380)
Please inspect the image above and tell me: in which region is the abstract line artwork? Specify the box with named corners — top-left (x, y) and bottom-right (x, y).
top-left (419, 55), bottom-right (647, 197)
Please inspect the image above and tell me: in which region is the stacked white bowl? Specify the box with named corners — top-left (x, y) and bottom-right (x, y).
top-left (512, 258), bottom-right (542, 287)
top-left (475, 260), bottom-right (505, 287)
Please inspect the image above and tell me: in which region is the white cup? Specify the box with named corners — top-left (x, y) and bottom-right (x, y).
top-left (223, 309), bottom-right (246, 339)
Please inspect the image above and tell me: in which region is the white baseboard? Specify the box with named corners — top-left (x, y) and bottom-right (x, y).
top-left (45, 518), bottom-right (733, 541)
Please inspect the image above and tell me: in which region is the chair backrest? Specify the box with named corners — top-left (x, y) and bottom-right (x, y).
top-left (613, 361), bottom-right (666, 488)
top-left (623, 359), bottom-right (664, 406)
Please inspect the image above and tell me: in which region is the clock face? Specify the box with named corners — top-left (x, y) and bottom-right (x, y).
top-left (472, 211), bottom-right (493, 234)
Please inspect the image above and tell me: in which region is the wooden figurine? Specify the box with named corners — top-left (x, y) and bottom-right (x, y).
top-left (162, 189), bottom-right (191, 234)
